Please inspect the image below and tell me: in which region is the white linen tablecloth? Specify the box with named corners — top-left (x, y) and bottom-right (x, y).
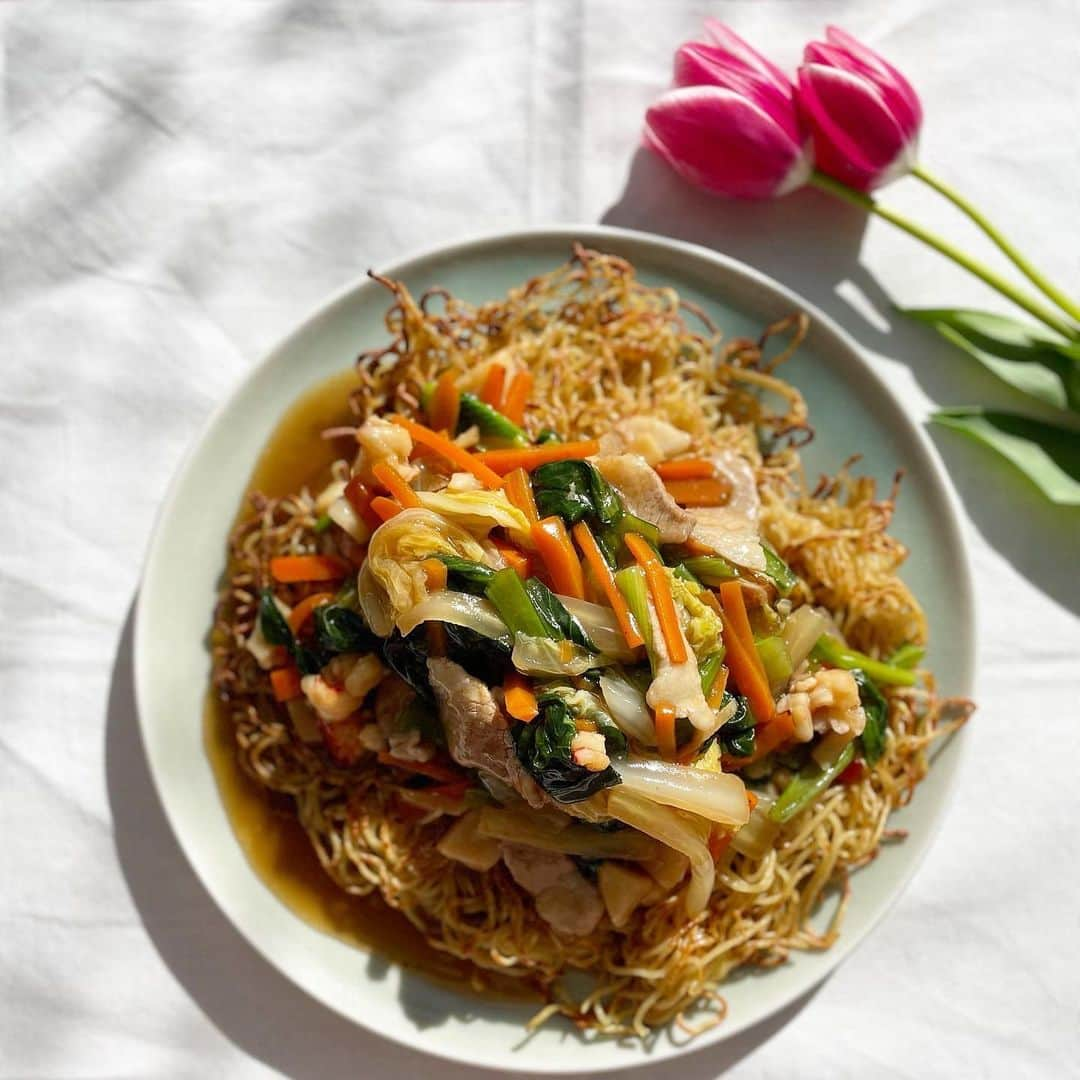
top-left (3, 2), bottom-right (1078, 1076)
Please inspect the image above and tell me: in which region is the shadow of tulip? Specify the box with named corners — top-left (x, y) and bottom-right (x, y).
top-left (603, 148), bottom-right (1080, 615)
top-left (106, 601), bottom-right (822, 1077)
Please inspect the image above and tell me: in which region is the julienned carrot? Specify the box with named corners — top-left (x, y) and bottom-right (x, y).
top-left (722, 710), bottom-right (793, 770)
top-left (503, 671), bottom-right (539, 722)
top-left (490, 536), bottom-right (531, 579)
top-left (655, 702), bottom-right (677, 759)
top-left (504, 467), bottom-right (539, 523)
top-left (746, 791), bottom-right (759, 812)
top-left (624, 533), bottom-right (688, 665)
top-left (421, 558), bottom-right (448, 592)
top-left (476, 440), bottom-right (601, 475)
top-left (269, 554), bottom-right (352, 583)
top-left (371, 461), bottom-right (421, 509)
top-left (706, 664), bottom-right (729, 709)
top-left (344, 476), bottom-right (383, 531)
top-left (480, 364), bottom-right (507, 408)
top-left (270, 665), bottom-right (302, 702)
top-left (718, 580), bottom-right (775, 723)
top-left (663, 477), bottom-right (730, 507)
top-left (376, 752), bottom-right (465, 783)
top-left (708, 829), bottom-right (733, 862)
top-left (370, 496), bottom-right (404, 522)
top-left (502, 370), bottom-right (532, 424)
top-left (287, 591), bottom-right (335, 634)
top-left (572, 521), bottom-right (645, 649)
top-left (532, 517), bottom-right (586, 599)
top-left (390, 415), bottom-right (504, 488)
top-left (429, 370), bottom-right (461, 434)
top-left (655, 459), bottom-right (715, 481)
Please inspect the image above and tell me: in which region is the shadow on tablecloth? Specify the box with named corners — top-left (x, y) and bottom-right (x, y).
top-left (603, 149), bottom-right (1080, 616)
top-left (105, 605), bottom-right (820, 1079)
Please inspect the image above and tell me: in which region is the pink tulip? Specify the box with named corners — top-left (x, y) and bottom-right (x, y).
top-left (645, 26), bottom-right (811, 199)
top-left (797, 27), bottom-right (922, 190)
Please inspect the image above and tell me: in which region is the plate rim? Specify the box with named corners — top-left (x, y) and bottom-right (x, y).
top-left (133, 223), bottom-right (976, 1073)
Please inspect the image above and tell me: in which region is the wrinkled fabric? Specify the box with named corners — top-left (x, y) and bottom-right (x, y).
top-left (2, 2), bottom-right (1078, 1077)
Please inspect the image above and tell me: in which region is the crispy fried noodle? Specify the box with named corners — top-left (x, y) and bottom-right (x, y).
top-left (211, 246), bottom-right (972, 1039)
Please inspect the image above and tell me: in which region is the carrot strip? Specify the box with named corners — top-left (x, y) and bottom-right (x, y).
top-left (475, 440), bottom-right (601, 475)
top-left (655, 703), bottom-right (677, 760)
top-left (502, 370), bottom-right (532, 424)
top-left (390, 415), bottom-right (504, 488)
top-left (663, 477), bottom-right (731, 507)
top-left (490, 536), bottom-right (531, 579)
top-left (722, 710), bottom-right (793, 771)
top-left (371, 461), bottom-right (421, 509)
top-left (718, 581), bottom-right (774, 721)
top-left (504, 671), bottom-right (539, 722)
top-left (531, 517), bottom-right (586, 599)
top-left (421, 558), bottom-right (448, 592)
top-left (429, 370), bottom-right (461, 434)
top-left (504, 467), bottom-right (540, 524)
top-left (682, 536), bottom-right (718, 556)
top-left (269, 554), bottom-right (352, 583)
top-left (706, 664), bottom-right (729, 709)
top-left (370, 496), bottom-right (404, 522)
top-left (572, 521), bottom-right (644, 649)
top-left (287, 591), bottom-right (335, 634)
top-left (270, 666), bottom-right (302, 702)
top-left (746, 791), bottom-right (759, 812)
top-left (708, 829), bottom-right (732, 862)
top-left (479, 364), bottom-right (507, 408)
top-left (624, 533), bottom-right (688, 665)
top-left (376, 752), bottom-right (464, 783)
top-left (426, 621), bottom-right (447, 657)
top-left (344, 476), bottom-right (383, 531)
top-left (655, 459), bottom-right (716, 481)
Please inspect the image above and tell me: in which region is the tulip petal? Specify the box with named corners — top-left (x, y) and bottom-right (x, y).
top-left (700, 19), bottom-right (793, 100)
top-left (644, 86), bottom-right (810, 200)
top-left (674, 43), bottom-right (802, 143)
top-left (798, 63), bottom-right (913, 190)
top-left (825, 26), bottom-right (922, 132)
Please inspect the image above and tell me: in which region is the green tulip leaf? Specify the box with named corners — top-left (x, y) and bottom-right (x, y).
top-left (931, 407), bottom-right (1080, 505)
top-left (902, 308), bottom-right (1080, 412)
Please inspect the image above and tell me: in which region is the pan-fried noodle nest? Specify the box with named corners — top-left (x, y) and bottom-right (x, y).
top-left (211, 247), bottom-right (970, 1038)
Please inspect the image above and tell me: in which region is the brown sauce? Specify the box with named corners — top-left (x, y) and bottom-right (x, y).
top-left (204, 369), bottom-right (535, 1001)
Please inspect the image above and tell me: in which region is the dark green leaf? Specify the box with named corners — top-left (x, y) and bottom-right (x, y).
top-left (524, 578), bottom-right (596, 650)
top-left (382, 629), bottom-right (434, 703)
top-left (931, 407), bottom-right (1080, 505)
top-left (536, 428), bottom-right (562, 445)
top-left (313, 605), bottom-right (379, 655)
top-left (444, 623), bottom-right (512, 686)
top-left (718, 693), bottom-right (755, 759)
top-left (393, 696), bottom-right (445, 748)
top-left (293, 642), bottom-right (332, 676)
top-left (903, 308), bottom-right (1080, 412)
top-left (258, 589), bottom-right (294, 647)
top-left (436, 554), bottom-right (496, 596)
top-left (854, 670), bottom-right (889, 765)
top-left (457, 393), bottom-right (529, 446)
top-left (531, 460), bottom-right (622, 527)
top-left (512, 692), bottom-right (622, 803)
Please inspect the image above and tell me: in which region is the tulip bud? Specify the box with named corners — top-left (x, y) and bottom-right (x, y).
top-left (797, 27), bottom-right (922, 190)
top-left (645, 26), bottom-right (811, 200)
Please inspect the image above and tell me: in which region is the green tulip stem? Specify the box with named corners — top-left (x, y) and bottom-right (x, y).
top-left (808, 170), bottom-right (1078, 339)
top-left (909, 164), bottom-right (1080, 325)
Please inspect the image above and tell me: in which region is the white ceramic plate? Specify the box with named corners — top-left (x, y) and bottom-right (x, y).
top-left (135, 225), bottom-right (974, 1073)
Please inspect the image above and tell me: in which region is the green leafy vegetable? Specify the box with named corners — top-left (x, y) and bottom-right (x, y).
top-left (614, 565), bottom-right (654, 659)
top-left (392, 696), bottom-right (445, 748)
top-left (259, 589), bottom-right (293, 646)
top-left (313, 512), bottom-right (332, 533)
top-left (444, 623), bottom-right (512, 686)
top-left (457, 392), bottom-right (529, 446)
top-left (531, 460), bottom-right (622, 527)
top-left (717, 693), bottom-right (755, 759)
top-left (769, 741), bottom-right (856, 824)
top-left (756, 636), bottom-right (793, 693)
top-left (698, 652), bottom-right (724, 696)
top-left (812, 635), bottom-right (917, 687)
top-left (854, 670), bottom-right (889, 765)
top-left (903, 308), bottom-right (1080, 412)
top-left (888, 643), bottom-right (925, 670)
top-left (485, 568), bottom-right (551, 638)
top-left (523, 578), bottom-right (596, 650)
top-left (762, 543), bottom-right (797, 596)
top-left (383, 629), bottom-right (434, 702)
top-left (608, 512), bottom-right (660, 550)
top-left (512, 691), bottom-right (623, 803)
top-left (931, 407), bottom-right (1080, 505)
top-left (313, 605), bottom-right (379, 655)
top-left (436, 554), bottom-right (496, 596)
top-left (536, 428), bottom-right (562, 445)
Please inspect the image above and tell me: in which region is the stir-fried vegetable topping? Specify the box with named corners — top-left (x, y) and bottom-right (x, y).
top-left (457, 392), bottom-right (529, 446)
top-left (769, 741), bottom-right (856, 824)
top-left (812, 634), bottom-right (918, 686)
top-left (854, 669), bottom-right (889, 764)
top-left (531, 459), bottom-right (622, 529)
